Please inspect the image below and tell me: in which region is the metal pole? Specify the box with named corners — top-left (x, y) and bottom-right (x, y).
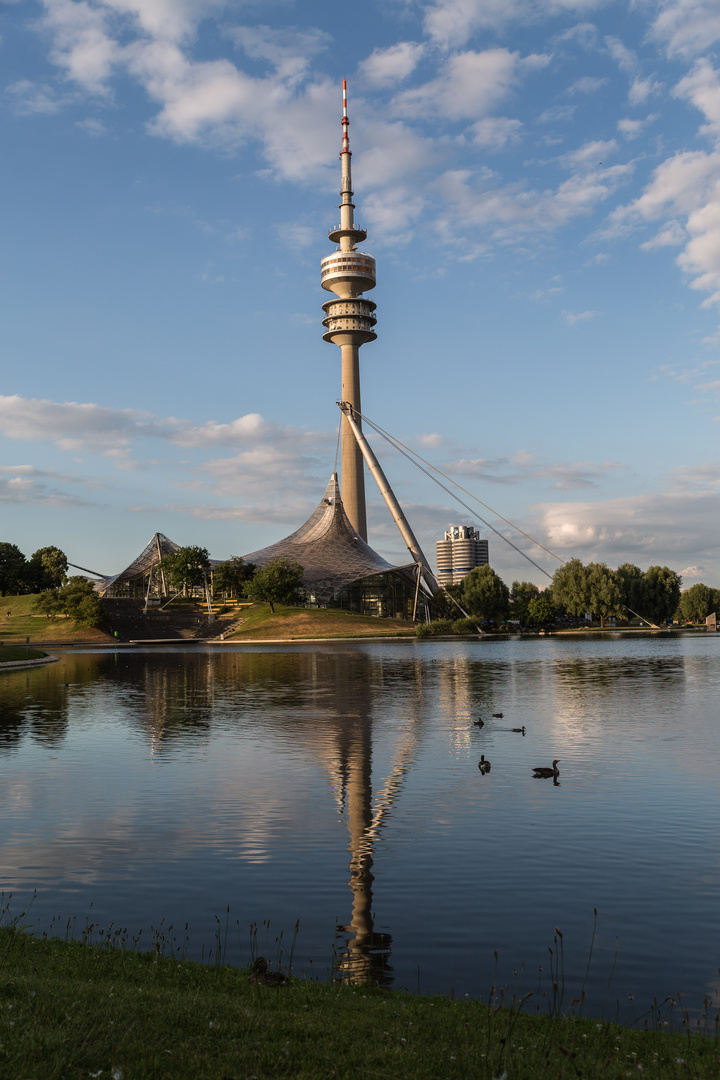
top-left (339, 402), bottom-right (437, 589)
top-left (412, 563), bottom-right (422, 622)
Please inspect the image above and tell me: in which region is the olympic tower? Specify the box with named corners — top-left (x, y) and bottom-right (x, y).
top-left (321, 81), bottom-right (377, 542)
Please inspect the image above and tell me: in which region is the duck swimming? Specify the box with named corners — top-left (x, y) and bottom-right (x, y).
top-left (532, 759), bottom-right (560, 778)
top-left (492, 712), bottom-right (504, 718)
top-left (512, 726), bottom-right (526, 734)
top-left (478, 754), bottom-right (491, 773)
top-left (249, 957), bottom-right (288, 986)
top-left (473, 718), bottom-right (485, 727)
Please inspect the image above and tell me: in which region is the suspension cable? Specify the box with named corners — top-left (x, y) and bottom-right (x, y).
top-left (358, 411), bottom-right (567, 569)
top-left (355, 410), bottom-right (555, 581)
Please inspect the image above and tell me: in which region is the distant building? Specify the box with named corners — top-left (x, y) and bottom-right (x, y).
top-left (436, 526), bottom-right (488, 586)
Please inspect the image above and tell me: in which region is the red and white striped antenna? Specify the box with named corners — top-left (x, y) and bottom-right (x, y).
top-left (341, 78), bottom-right (350, 155)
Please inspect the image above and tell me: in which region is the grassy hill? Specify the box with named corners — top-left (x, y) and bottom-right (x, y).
top-left (226, 603), bottom-right (417, 640)
top-left (0, 594), bottom-right (113, 646)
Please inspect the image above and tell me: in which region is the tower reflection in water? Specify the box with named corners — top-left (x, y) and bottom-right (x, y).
top-left (332, 712), bottom-right (394, 986)
top-left (318, 651), bottom-right (427, 988)
top-left (132, 648), bottom-right (429, 987)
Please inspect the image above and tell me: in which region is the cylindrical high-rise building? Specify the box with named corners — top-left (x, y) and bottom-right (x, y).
top-left (436, 525), bottom-right (489, 586)
top-left (321, 81), bottom-right (376, 541)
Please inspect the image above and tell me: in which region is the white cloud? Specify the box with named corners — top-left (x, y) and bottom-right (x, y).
top-left (422, 0), bottom-right (605, 49)
top-left (444, 451), bottom-right (622, 489)
top-left (590, 61), bottom-right (720, 306)
top-left (104, 0), bottom-right (225, 42)
top-left (39, 0), bottom-right (119, 95)
top-left (605, 35), bottom-right (636, 73)
top-left (647, 0), bottom-right (720, 59)
top-left (567, 75), bottom-right (608, 94)
top-left (559, 138), bottom-right (617, 169)
top-left (679, 565), bottom-right (703, 578)
top-left (75, 115), bottom-right (107, 134)
top-left (675, 58), bottom-right (720, 140)
top-left (392, 49), bottom-right (548, 123)
top-left (538, 104), bottom-right (576, 123)
top-left (358, 42), bottom-right (425, 89)
top-left (562, 308), bottom-right (598, 324)
top-left (431, 157), bottom-right (631, 251)
top-left (0, 464), bottom-right (98, 506)
top-left (417, 433), bottom-right (445, 448)
top-left (628, 74), bottom-right (662, 105)
top-left (533, 489), bottom-right (720, 568)
top-left (229, 25), bottom-right (331, 87)
top-left (640, 219), bottom-right (686, 247)
top-left (0, 395), bottom-right (328, 455)
top-left (5, 78), bottom-right (67, 114)
top-left (471, 116), bottom-right (523, 149)
top-left (617, 114), bottom-right (657, 139)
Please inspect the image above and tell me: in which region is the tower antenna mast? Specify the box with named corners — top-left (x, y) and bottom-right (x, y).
top-left (321, 80), bottom-right (377, 541)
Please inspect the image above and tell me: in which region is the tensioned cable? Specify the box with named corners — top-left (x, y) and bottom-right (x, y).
top-left (348, 410), bottom-right (654, 625)
top-left (354, 410), bottom-right (555, 581)
top-left (357, 410), bottom-right (567, 569)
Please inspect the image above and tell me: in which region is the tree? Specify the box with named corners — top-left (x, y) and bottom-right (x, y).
top-left (638, 565), bottom-right (682, 626)
top-left (551, 558), bottom-right (590, 617)
top-left (244, 558), bottom-right (305, 613)
top-left (678, 583), bottom-right (713, 623)
top-left (34, 577), bottom-right (106, 628)
top-left (586, 562), bottom-right (624, 628)
top-left (213, 556), bottom-right (256, 598)
top-left (159, 546), bottom-right (211, 594)
top-left (510, 580), bottom-right (540, 621)
top-left (459, 565), bottom-right (509, 623)
top-left (26, 546), bottom-right (68, 592)
top-left (615, 563), bottom-right (644, 616)
top-left (0, 543), bottom-right (28, 596)
top-left (526, 595), bottom-right (557, 626)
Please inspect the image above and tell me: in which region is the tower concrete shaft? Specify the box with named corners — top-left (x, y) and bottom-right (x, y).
top-left (321, 80), bottom-right (376, 541)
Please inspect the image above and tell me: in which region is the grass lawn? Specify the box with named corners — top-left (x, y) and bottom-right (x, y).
top-left (0, 594), bottom-right (113, 645)
top-left (227, 603), bottom-right (418, 640)
top-left (0, 644), bottom-right (47, 662)
top-left (1, 928), bottom-right (718, 1079)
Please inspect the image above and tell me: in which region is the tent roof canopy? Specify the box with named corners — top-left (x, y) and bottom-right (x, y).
top-left (242, 474), bottom-right (419, 605)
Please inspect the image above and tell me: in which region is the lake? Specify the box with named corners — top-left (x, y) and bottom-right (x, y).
top-left (1, 633), bottom-right (719, 1022)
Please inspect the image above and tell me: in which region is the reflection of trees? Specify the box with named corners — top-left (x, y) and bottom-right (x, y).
top-left (554, 656), bottom-right (686, 700)
top-left (0, 655), bottom-right (102, 751)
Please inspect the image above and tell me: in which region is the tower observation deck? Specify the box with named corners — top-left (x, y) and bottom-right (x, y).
top-left (321, 81), bottom-right (376, 541)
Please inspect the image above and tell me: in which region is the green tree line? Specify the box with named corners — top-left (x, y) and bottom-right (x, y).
top-left (436, 559), bottom-right (711, 628)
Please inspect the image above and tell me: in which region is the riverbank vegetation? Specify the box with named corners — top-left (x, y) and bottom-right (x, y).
top-left (0, 593), bottom-right (112, 645)
top-left (434, 560), bottom-right (717, 631)
top-left (1, 927), bottom-right (718, 1079)
top-left (0, 644), bottom-right (47, 662)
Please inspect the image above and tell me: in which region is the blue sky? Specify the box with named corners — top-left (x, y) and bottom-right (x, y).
top-left (2, 0), bottom-right (720, 586)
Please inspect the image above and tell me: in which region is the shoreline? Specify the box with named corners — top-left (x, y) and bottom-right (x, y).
top-left (0, 625), bottom-right (710, 649)
top-left (0, 654), bottom-right (60, 670)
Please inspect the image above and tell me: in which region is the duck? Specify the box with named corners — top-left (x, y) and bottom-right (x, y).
top-left (532, 759), bottom-right (560, 778)
top-left (512, 726), bottom-right (526, 735)
top-left (478, 755), bottom-right (491, 773)
top-left (473, 717), bottom-right (485, 727)
top-left (249, 957), bottom-right (288, 986)
top-left (492, 712), bottom-right (504, 718)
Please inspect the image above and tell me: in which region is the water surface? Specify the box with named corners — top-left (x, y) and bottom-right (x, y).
top-left (1, 634), bottom-right (719, 1020)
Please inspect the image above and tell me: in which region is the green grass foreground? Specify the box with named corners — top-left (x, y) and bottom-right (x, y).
top-left (1, 930), bottom-right (719, 1079)
top-left (0, 594), bottom-right (112, 646)
top-left (228, 603), bottom-right (417, 640)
